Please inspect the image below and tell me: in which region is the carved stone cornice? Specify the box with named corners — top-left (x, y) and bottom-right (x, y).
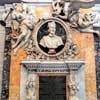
top-left (71, 0), bottom-right (95, 8)
top-left (21, 60), bottom-right (84, 73)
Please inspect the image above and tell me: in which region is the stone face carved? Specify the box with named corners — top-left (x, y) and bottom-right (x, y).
top-left (26, 74), bottom-right (37, 100)
top-left (68, 80), bottom-right (79, 100)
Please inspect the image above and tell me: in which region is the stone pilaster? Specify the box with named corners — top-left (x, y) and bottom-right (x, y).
top-left (0, 6), bottom-right (6, 100)
top-left (0, 26), bottom-right (5, 100)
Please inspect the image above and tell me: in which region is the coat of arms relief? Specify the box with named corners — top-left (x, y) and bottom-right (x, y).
top-left (1, 0), bottom-right (99, 60)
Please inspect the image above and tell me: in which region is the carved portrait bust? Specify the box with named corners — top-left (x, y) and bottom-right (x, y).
top-left (32, 17), bottom-right (73, 58)
top-left (35, 18), bottom-right (67, 56)
top-left (39, 21), bottom-right (64, 55)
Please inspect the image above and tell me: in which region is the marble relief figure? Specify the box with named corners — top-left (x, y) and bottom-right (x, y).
top-left (7, 0), bottom-right (99, 57)
top-left (11, 4), bottom-right (37, 54)
top-left (0, 0), bottom-right (99, 57)
top-left (68, 80), bottom-right (79, 100)
top-left (26, 74), bottom-right (37, 100)
top-left (39, 21), bottom-right (64, 55)
top-left (53, 1), bottom-right (100, 37)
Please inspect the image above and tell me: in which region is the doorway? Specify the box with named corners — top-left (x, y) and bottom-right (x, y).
top-left (39, 76), bottom-right (66, 100)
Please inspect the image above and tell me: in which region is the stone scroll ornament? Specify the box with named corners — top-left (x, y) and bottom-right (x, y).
top-left (52, 0), bottom-right (100, 37)
top-left (9, 0), bottom-right (99, 59)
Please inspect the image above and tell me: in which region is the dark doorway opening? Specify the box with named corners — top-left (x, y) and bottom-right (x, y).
top-left (39, 76), bottom-right (66, 100)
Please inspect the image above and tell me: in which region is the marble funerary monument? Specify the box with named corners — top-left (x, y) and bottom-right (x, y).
top-left (0, 0), bottom-right (99, 100)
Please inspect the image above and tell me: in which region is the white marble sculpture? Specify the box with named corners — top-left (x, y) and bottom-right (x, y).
top-left (69, 80), bottom-right (79, 100)
top-left (11, 4), bottom-right (24, 31)
top-left (11, 4), bottom-right (37, 54)
top-left (39, 21), bottom-right (64, 54)
top-left (26, 73), bottom-right (37, 100)
top-left (8, 0), bottom-right (99, 58)
top-left (52, 1), bottom-right (100, 37)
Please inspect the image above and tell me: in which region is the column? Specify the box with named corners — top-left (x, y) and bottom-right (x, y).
top-left (0, 6), bottom-right (6, 100)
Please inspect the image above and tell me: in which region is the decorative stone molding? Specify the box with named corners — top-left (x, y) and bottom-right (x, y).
top-left (0, 2), bottom-right (98, 100)
top-left (21, 0), bottom-right (95, 8)
top-left (21, 60), bottom-right (84, 73)
top-left (29, 17), bottom-right (78, 59)
top-left (20, 59), bottom-right (85, 100)
top-left (0, 1), bottom-right (99, 59)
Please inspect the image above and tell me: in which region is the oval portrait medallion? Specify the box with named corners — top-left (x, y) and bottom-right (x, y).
top-left (33, 17), bottom-right (72, 57)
